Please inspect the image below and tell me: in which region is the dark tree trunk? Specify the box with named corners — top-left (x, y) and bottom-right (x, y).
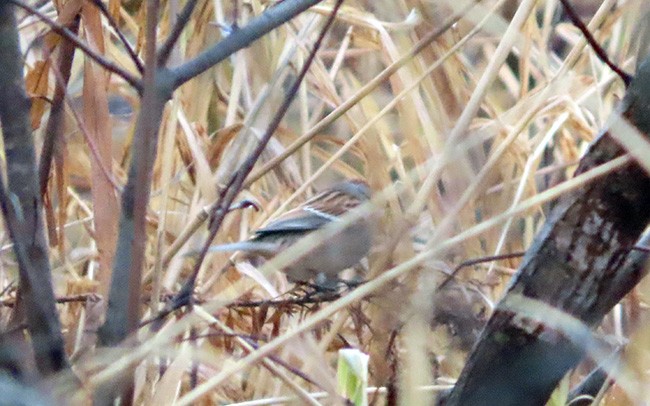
top-left (443, 57), bottom-right (650, 406)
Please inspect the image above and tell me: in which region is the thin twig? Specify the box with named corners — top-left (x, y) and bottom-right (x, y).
top-left (227, 292), bottom-right (342, 309)
top-left (439, 243), bottom-right (650, 291)
top-left (158, 0), bottom-right (345, 324)
top-left (49, 51), bottom-right (123, 192)
top-left (437, 252), bottom-right (527, 291)
top-left (182, 331), bottom-right (264, 342)
top-left (0, 280), bottom-right (16, 299)
top-left (0, 293), bottom-right (101, 307)
top-left (90, 0), bottom-right (144, 74)
top-left (238, 335), bottom-right (321, 387)
top-left (191, 307), bottom-right (326, 391)
top-left (170, 0), bottom-right (324, 88)
top-left (245, 1), bottom-right (476, 186)
top-left (157, 0), bottom-right (198, 66)
top-left (559, 0), bottom-right (632, 87)
top-left (38, 13), bottom-right (79, 197)
top-left (183, 0), bottom-right (345, 297)
top-left (140, 287), bottom-right (341, 327)
top-left (159, 1), bottom-right (476, 263)
top-left (8, 0), bottom-right (143, 92)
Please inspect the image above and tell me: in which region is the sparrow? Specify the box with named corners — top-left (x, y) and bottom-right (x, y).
top-left (206, 179), bottom-right (373, 284)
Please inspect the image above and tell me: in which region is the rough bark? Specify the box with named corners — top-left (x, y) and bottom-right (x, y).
top-left (442, 57), bottom-right (650, 405)
top-left (0, 2), bottom-right (68, 376)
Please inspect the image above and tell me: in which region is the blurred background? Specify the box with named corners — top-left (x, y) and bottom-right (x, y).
top-left (4, 0), bottom-right (650, 404)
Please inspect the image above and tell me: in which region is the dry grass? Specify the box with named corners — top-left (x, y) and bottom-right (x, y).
top-left (5, 0), bottom-right (650, 404)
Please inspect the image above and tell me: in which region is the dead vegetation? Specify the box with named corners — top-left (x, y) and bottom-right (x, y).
top-left (1, 0), bottom-right (650, 404)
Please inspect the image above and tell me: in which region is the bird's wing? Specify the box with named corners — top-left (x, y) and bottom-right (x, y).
top-left (254, 207), bottom-right (335, 236)
top-left (200, 241), bottom-right (279, 256)
top-left (303, 187), bottom-right (364, 216)
top-left (255, 183), bottom-right (365, 236)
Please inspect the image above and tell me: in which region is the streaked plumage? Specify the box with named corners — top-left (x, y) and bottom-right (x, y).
top-left (206, 179), bottom-right (373, 283)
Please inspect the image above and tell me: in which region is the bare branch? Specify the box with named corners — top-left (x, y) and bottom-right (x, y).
top-left (98, 0), bottom-right (163, 349)
top-left (38, 14), bottom-right (79, 196)
top-left (0, 2), bottom-right (68, 375)
top-left (160, 2), bottom-right (475, 264)
top-left (156, 0), bottom-right (198, 66)
top-left (7, 0), bottom-right (143, 92)
top-left (437, 251), bottom-right (526, 291)
top-left (161, 0), bottom-right (345, 324)
top-left (89, 0), bottom-right (144, 74)
top-left (559, 0), bottom-right (632, 86)
top-left (444, 58), bottom-right (650, 405)
top-left (170, 0), bottom-right (324, 88)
